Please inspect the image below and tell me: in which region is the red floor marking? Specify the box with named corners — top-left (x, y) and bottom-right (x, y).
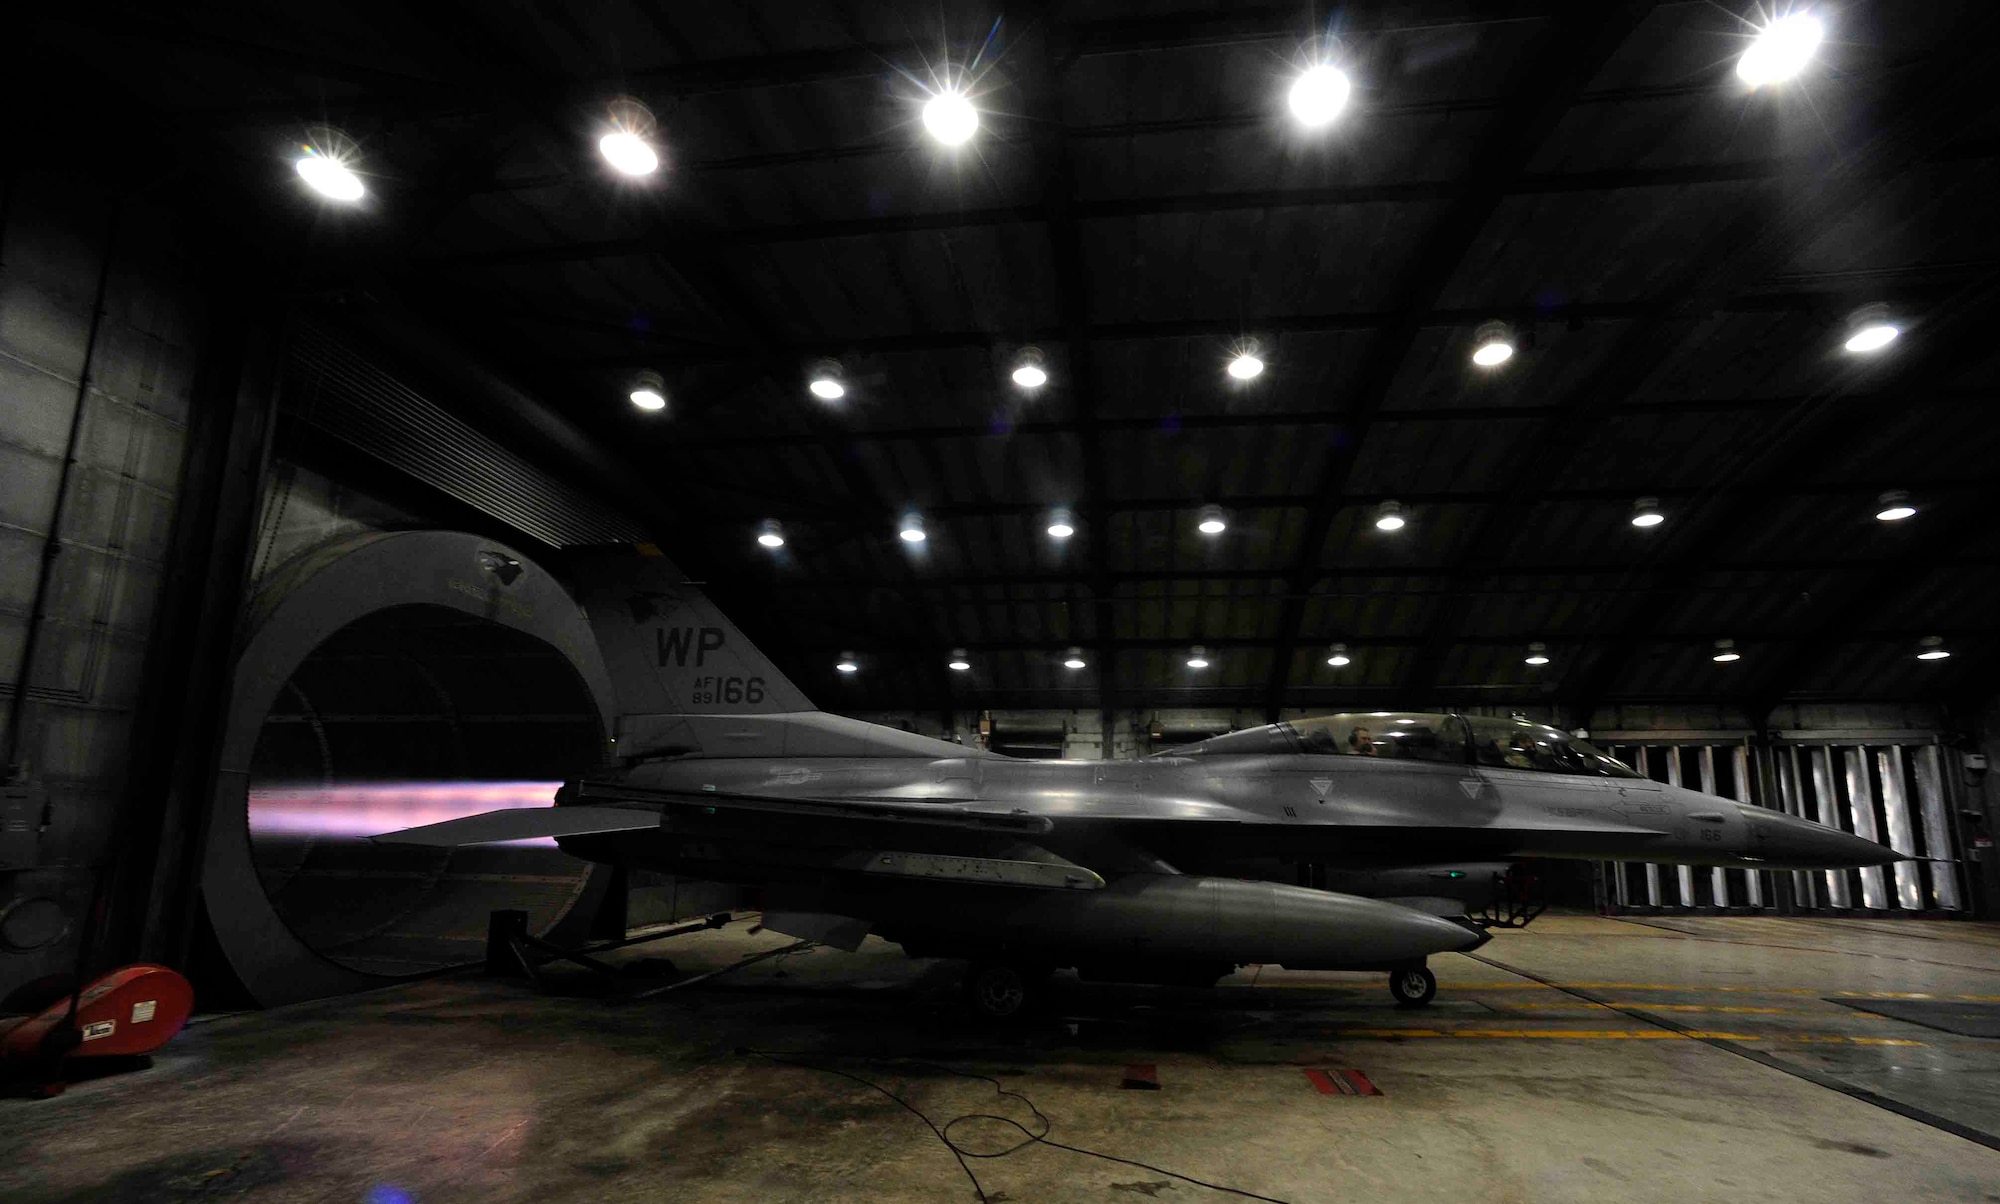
top-left (1121, 1063), bottom-right (1160, 1090)
top-left (1305, 1068), bottom-right (1382, 1096)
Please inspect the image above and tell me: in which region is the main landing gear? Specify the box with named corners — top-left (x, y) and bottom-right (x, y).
top-left (1388, 963), bottom-right (1437, 1007)
top-left (964, 962), bottom-right (1051, 1021)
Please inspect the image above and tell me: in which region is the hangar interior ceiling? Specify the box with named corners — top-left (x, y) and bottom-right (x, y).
top-left (23, 0), bottom-right (2000, 728)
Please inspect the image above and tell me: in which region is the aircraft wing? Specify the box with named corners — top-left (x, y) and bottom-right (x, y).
top-left (373, 805), bottom-right (663, 846)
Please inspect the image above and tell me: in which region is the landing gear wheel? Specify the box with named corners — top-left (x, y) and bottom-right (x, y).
top-left (965, 962), bottom-right (1042, 1021)
top-left (1389, 964), bottom-right (1437, 1007)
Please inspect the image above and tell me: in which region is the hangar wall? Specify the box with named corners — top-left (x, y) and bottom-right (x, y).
top-left (0, 169), bottom-right (213, 998)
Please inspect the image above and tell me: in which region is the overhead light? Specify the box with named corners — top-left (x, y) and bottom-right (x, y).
top-left (1326, 643), bottom-right (1351, 668)
top-left (1197, 505), bottom-right (1228, 536)
top-left (836, 652), bottom-right (859, 673)
top-left (1046, 508), bottom-right (1076, 540)
top-left (1374, 500), bottom-right (1406, 532)
top-left (294, 144), bottom-right (364, 202)
top-left (600, 97), bottom-right (662, 175)
top-left (898, 513), bottom-right (927, 543)
top-left (1063, 646), bottom-right (1087, 671)
top-left (1916, 635), bottom-right (1950, 662)
top-left (922, 87), bottom-right (979, 146)
top-left (1226, 341), bottom-right (1266, 381)
top-left (1712, 639), bottom-right (1742, 664)
top-left (1471, 321), bottom-right (1514, 368)
top-left (1524, 642), bottom-right (1551, 667)
top-left (1011, 346), bottom-right (1048, 390)
top-left (599, 131), bottom-right (660, 175)
top-left (1736, 12), bottom-right (1823, 87)
top-left (1186, 645), bottom-right (1210, 670)
top-left (1631, 497), bottom-right (1665, 528)
top-left (756, 520), bottom-right (785, 549)
top-left (1287, 63), bottom-right (1352, 128)
top-left (948, 648), bottom-right (972, 672)
top-left (628, 369), bottom-right (667, 412)
top-left (808, 359), bottom-right (846, 401)
top-left (1875, 490), bottom-right (1916, 522)
top-left (1842, 303), bottom-right (1900, 355)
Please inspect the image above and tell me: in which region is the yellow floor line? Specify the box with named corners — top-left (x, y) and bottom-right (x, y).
top-left (1252, 981), bottom-right (2000, 1001)
top-left (1328, 1028), bottom-right (1924, 1045)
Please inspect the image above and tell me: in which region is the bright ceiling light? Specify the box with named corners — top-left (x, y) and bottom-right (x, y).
top-left (1712, 639), bottom-right (1742, 664)
top-left (1524, 642), bottom-right (1551, 667)
top-left (1842, 303), bottom-right (1900, 354)
top-left (1226, 340), bottom-right (1266, 380)
top-left (1875, 490), bottom-right (1916, 522)
top-left (1471, 321), bottom-right (1515, 368)
top-left (1287, 64), bottom-right (1352, 128)
top-left (756, 520), bottom-right (785, 549)
top-left (836, 652), bottom-right (859, 673)
top-left (1197, 505), bottom-right (1228, 536)
top-left (898, 514), bottom-right (927, 543)
top-left (1046, 508), bottom-right (1076, 540)
top-left (1631, 497), bottom-right (1665, 528)
top-left (948, 648), bottom-right (972, 671)
top-left (1916, 636), bottom-right (1950, 661)
top-left (1063, 646), bottom-right (1087, 670)
top-left (923, 88), bottom-right (979, 146)
top-left (1186, 645), bottom-right (1210, 670)
top-left (1326, 643), bottom-right (1351, 668)
top-left (1012, 346), bottom-right (1048, 390)
top-left (808, 359), bottom-right (846, 401)
top-left (599, 130), bottom-right (660, 176)
top-left (295, 147), bottom-right (364, 202)
top-left (1374, 500), bottom-right (1406, 532)
top-left (628, 369), bottom-right (667, 412)
top-left (1736, 12), bottom-right (1823, 87)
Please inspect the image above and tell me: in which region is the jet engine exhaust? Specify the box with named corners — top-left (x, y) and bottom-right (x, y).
top-left (249, 781), bottom-right (565, 845)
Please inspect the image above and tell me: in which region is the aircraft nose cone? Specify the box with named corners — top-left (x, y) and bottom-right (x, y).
top-left (1734, 802), bottom-right (1901, 869)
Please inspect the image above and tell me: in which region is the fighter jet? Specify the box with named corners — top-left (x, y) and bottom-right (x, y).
top-left (381, 545), bottom-right (1899, 1017)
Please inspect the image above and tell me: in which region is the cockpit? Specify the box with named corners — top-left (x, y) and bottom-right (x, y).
top-left (1161, 712), bottom-right (1644, 779)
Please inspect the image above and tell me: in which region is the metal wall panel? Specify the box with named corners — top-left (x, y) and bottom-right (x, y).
top-left (1808, 748), bottom-right (1854, 908)
top-left (1913, 746), bottom-right (1963, 910)
top-left (1878, 747), bottom-right (1923, 910)
top-left (1842, 748), bottom-right (1889, 909)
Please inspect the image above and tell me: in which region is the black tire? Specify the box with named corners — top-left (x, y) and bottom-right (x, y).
top-left (1388, 964), bottom-right (1437, 1007)
top-left (965, 962), bottom-right (1040, 1020)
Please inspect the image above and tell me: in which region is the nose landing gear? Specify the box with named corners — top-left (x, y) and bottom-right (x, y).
top-left (1388, 963), bottom-right (1437, 1007)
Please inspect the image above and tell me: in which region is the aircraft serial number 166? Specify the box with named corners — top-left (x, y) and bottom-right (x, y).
top-left (689, 675), bottom-right (765, 706)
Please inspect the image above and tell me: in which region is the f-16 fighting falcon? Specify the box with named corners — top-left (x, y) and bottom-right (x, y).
top-left (381, 546), bottom-right (1900, 1018)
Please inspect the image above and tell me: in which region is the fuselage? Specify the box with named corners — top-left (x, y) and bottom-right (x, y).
top-left (559, 710), bottom-right (1894, 883)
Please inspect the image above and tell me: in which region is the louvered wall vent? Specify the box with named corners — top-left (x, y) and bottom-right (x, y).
top-left (282, 320), bottom-right (647, 547)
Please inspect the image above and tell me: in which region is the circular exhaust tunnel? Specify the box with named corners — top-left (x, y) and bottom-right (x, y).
top-left (204, 532), bottom-right (620, 1005)
top-left (247, 604), bottom-right (603, 977)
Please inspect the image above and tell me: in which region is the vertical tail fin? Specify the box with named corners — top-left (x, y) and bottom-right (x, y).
top-left (567, 543), bottom-right (814, 716)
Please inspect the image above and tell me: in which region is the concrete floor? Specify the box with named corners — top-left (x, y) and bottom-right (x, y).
top-left (6, 913), bottom-right (2000, 1203)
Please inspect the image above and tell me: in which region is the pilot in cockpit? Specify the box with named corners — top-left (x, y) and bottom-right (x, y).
top-left (1348, 726), bottom-right (1377, 756)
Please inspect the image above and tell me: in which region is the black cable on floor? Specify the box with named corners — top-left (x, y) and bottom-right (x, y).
top-left (742, 1048), bottom-right (1296, 1204)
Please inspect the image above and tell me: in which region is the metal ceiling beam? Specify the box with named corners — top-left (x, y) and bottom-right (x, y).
top-left (786, 629), bottom-right (1995, 655)
top-left (1259, 3), bottom-right (1657, 720)
top-left (1021, 14), bottom-right (1120, 747)
top-left (1557, 23), bottom-right (2000, 717)
top-left (417, 150), bottom-right (1998, 272)
top-left (769, 555), bottom-right (2000, 591)
top-left (1403, 17), bottom-right (2000, 710)
top-left (723, 478), bottom-right (1991, 531)
top-left (659, 390), bottom-right (1993, 452)
top-left (529, 268), bottom-right (1993, 371)
top-left (1738, 502), bottom-right (1993, 716)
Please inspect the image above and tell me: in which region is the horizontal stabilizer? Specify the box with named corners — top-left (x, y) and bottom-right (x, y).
top-left (574, 780), bottom-right (1054, 833)
top-left (372, 805), bottom-right (660, 846)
